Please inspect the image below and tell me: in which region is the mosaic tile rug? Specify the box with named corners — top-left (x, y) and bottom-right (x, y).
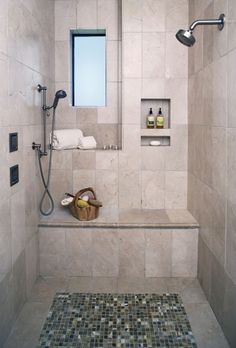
top-left (38, 293), bottom-right (197, 348)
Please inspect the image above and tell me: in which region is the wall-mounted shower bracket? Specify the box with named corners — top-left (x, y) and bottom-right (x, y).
top-left (32, 142), bottom-right (47, 157)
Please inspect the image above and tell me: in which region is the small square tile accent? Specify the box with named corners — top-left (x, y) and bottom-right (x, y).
top-left (38, 292), bottom-right (197, 347)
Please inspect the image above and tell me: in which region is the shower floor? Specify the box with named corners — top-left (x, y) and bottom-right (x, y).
top-left (38, 292), bottom-right (197, 347)
top-left (3, 277), bottom-right (230, 348)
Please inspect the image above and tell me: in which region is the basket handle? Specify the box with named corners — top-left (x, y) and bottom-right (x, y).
top-left (76, 187), bottom-right (97, 200)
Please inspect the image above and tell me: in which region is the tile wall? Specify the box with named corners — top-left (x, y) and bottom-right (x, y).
top-left (39, 227), bottom-right (198, 279)
top-left (188, 0), bottom-right (236, 346)
top-left (0, 0), bottom-right (54, 344)
top-left (52, 0), bottom-right (189, 210)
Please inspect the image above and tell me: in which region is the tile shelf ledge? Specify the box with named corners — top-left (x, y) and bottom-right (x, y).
top-left (140, 129), bottom-right (171, 137)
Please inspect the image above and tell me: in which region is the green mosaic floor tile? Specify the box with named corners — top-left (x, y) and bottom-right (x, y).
top-left (38, 293), bottom-right (197, 348)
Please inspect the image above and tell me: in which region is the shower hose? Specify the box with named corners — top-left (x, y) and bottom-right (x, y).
top-left (37, 108), bottom-right (56, 216)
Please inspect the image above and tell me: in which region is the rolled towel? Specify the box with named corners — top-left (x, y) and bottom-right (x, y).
top-left (51, 129), bottom-right (83, 150)
top-left (78, 136), bottom-right (97, 150)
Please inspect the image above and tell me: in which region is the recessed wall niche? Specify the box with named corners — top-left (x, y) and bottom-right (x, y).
top-left (141, 99), bottom-right (171, 147)
top-left (141, 99), bottom-right (171, 129)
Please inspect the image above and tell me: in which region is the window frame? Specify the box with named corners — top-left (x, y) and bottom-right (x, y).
top-left (71, 29), bottom-right (107, 108)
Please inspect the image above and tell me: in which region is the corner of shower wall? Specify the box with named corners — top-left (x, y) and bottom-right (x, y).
top-left (0, 0), bottom-right (56, 345)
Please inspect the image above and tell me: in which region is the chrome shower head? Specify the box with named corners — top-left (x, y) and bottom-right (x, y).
top-left (52, 90), bottom-right (67, 109)
top-left (176, 29), bottom-right (195, 47)
top-left (176, 13), bottom-right (225, 47)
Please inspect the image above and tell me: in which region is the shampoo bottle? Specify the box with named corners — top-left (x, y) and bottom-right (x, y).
top-left (156, 107), bottom-right (164, 129)
top-left (147, 108), bottom-right (155, 129)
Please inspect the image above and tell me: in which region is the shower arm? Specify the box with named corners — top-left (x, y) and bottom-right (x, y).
top-left (190, 14), bottom-right (225, 31)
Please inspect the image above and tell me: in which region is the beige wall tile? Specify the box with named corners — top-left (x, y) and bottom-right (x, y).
top-left (65, 229), bottom-right (92, 276)
top-left (123, 33), bottom-right (142, 78)
top-left (119, 229), bottom-right (145, 277)
top-left (95, 170), bottom-right (118, 207)
top-left (145, 230), bottom-right (172, 277)
top-left (107, 41), bottom-right (119, 82)
top-left (55, 0), bottom-right (77, 41)
top-left (141, 78), bottom-right (165, 99)
top-left (0, 200), bottom-right (12, 276)
top-left (39, 228), bottom-right (65, 277)
top-left (98, 0), bottom-right (119, 40)
top-left (77, 0), bottom-right (97, 29)
top-left (227, 128), bottom-right (236, 205)
top-left (96, 151), bottom-right (118, 171)
top-left (166, 0), bottom-right (189, 32)
top-left (50, 169), bottom-right (73, 202)
top-left (165, 171), bottom-right (187, 209)
top-left (11, 190), bottom-right (26, 264)
top-left (166, 33), bottom-right (188, 79)
top-left (97, 82), bottom-right (119, 124)
top-left (228, 0), bottom-right (236, 52)
top-left (122, 0), bottom-right (142, 33)
top-left (92, 229), bottom-right (119, 277)
top-left (142, 0), bottom-right (165, 33)
top-left (51, 150), bottom-right (73, 170)
top-left (141, 147), bottom-right (165, 171)
top-left (73, 150), bottom-right (96, 170)
top-left (119, 170), bottom-right (141, 208)
top-left (141, 171), bottom-right (165, 209)
top-left (165, 79), bottom-right (188, 125)
top-left (25, 235), bottom-right (38, 297)
top-left (142, 33), bottom-right (165, 79)
top-left (73, 169), bottom-right (95, 193)
top-left (226, 201), bottom-right (236, 283)
top-left (122, 79), bottom-right (141, 124)
top-left (55, 41), bottom-right (69, 82)
top-left (228, 49), bottom-right (236, 128)
top-left (172, 229), bottom-right (198, 277)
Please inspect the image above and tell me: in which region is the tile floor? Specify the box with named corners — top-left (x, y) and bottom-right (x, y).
top-left (3, 277), bottom-right (230, 348)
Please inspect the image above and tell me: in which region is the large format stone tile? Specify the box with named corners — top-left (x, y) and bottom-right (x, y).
top-left (92, 229), bottom-right (119, 277)
top-left (122, 0), bottom-right (142, 33)
top-left (65, 228), bottom-right (92, 276)
top-left (226, 200), bottom-right (236, 284)
top-left (172, 229), bottom-right (198, 277)
top-left (3, 301), bottom-right (49, 348)
top-left (185, 303), bottom-right (230, 348)
top-left (119, 229), bottom-right (145, 277)
top-left (0, 273), bottom-right (14, 347)
top-left (145, 229), bottom-right (172, 277)
top-left (13, 251), bottom-right (26, 317)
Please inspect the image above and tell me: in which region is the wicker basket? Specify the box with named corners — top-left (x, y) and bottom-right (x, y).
top-left (69, 187), bottom-right (99, 221)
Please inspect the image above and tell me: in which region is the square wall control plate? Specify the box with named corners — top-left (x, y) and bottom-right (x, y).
top-left (10, 165), bottom-right (19, 186)
top-left (9, 133), bottom-right (18, 152)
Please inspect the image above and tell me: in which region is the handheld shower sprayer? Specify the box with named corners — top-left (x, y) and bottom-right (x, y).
top-left (52, 90), bottom-right (67, 109)
top-left (176, 13), bottom-right (225, 47)
top-left (32, 84), bottom-right (67, 216)
top-left (37, 85), bottom-right (67, 111)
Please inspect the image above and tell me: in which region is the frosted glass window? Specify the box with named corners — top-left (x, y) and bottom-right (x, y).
top-left (72, 30), bottom-right (106, 107)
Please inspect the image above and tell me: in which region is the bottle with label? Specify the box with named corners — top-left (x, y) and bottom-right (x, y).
top-left (147, 108), bottom-right (155, 129)
top-left (156, 107), bottom-right (164, 129)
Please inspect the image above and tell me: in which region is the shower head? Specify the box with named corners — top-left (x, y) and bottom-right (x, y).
top-left (52, 90), bottom-right (67, 109)
top-left (176, 13), bottom-right (225, 47)
top-left (176, 29), bottom-right (195, 47)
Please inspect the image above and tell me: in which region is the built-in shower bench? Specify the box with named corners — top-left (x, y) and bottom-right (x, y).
top-left (38, 208), bottom-right (199, 279)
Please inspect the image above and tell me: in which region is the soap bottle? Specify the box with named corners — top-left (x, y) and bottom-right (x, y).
top-left (147, 108), bottom-right (155, 129)
top-left (156, 107), bottom-right (164, 129)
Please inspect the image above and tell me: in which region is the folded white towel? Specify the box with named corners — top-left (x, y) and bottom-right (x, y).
top-left (78, 136), bottom-right (97, 150)
top-left (51, 129), bottom-right (83, 150)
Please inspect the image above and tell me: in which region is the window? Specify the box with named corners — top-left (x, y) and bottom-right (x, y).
top-left (71, 29), bottom-right (106, 107)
